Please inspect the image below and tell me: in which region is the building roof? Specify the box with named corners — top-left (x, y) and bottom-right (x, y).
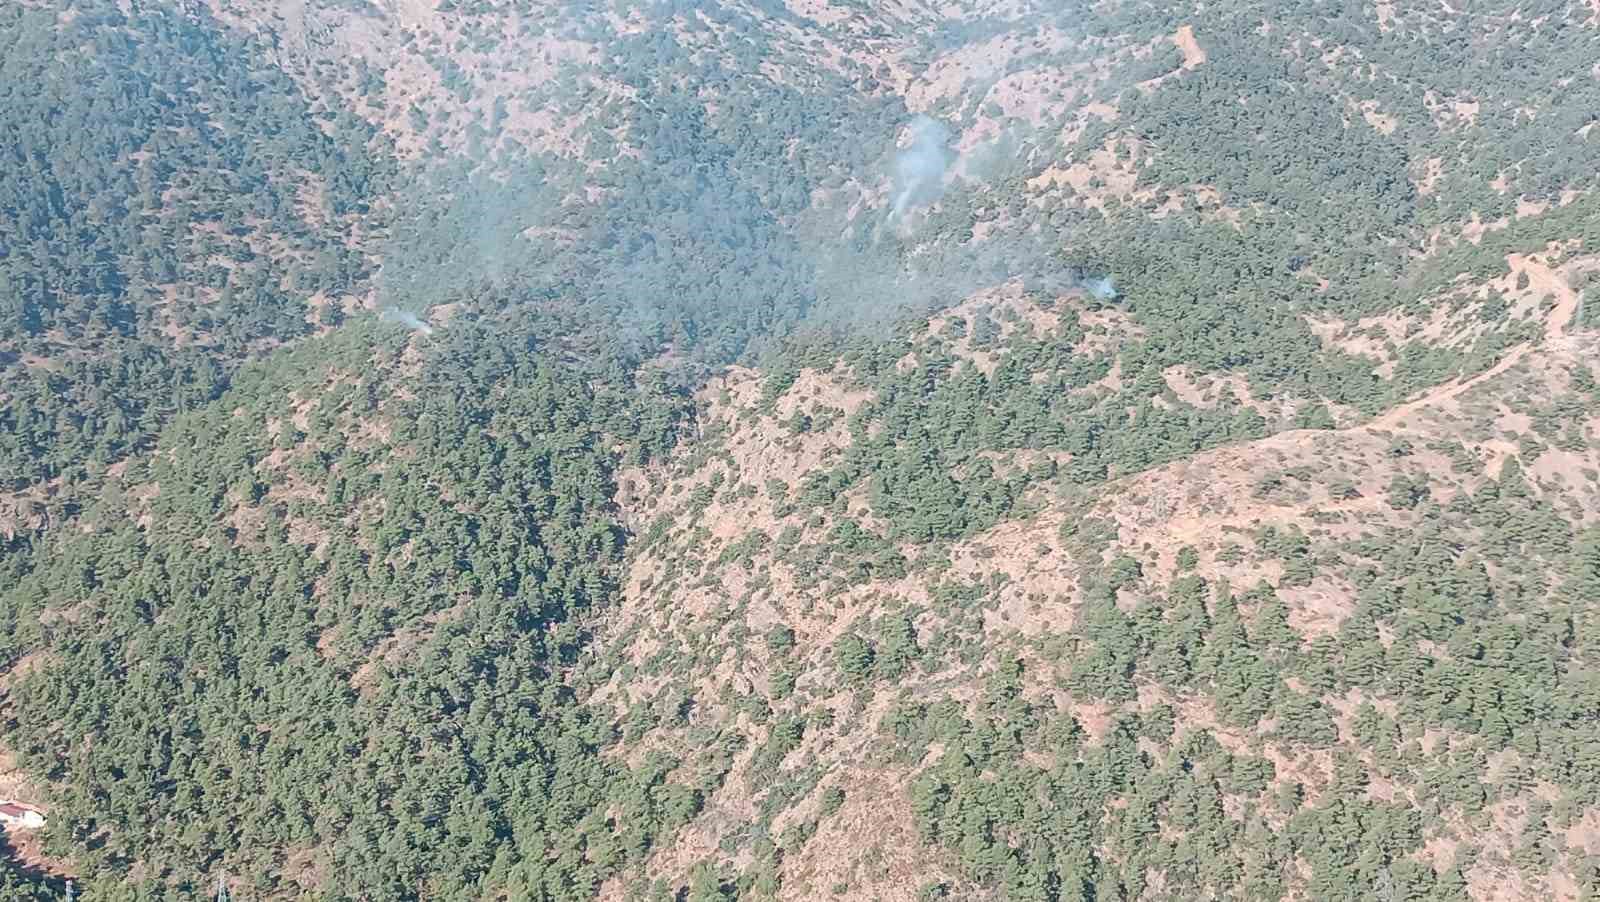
top-left (0, 803), bottom-right (41, 819)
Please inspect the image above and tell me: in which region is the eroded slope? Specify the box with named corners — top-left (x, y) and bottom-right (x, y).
top-left (592, 249), bottom-right (1600, 900)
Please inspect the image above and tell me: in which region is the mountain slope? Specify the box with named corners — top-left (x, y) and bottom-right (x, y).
top-left (1, 0), bottom-right (1599, 899)
top-left (591, 249), bottom-right (1600, 900)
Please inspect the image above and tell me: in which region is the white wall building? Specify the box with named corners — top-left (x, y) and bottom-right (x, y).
top-left (0, 802), bottom-right (45, 829)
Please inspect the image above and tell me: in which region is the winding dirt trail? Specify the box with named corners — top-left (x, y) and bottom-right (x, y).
top-left (1076, 251), bottom-right (1592, 592)
top-left (1368, 253), bottom-right (1580, 431)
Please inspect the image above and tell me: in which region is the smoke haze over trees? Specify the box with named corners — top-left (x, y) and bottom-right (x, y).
top-left (2, 0), bottom-right (1600, 899)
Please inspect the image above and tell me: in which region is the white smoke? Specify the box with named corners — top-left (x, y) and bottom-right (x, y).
top-left (889, 116), bottom-right (955, 221)
top-left (380, 307), bottom-right (435, 335)
top-left (1082, 276), bottom-right (1118, 301)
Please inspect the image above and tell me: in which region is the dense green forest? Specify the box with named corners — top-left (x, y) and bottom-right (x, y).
top-left (2, 0), bottom-right (1599, 898)
top-left (7, 307), bottom-right (694, 898)
top-left (0, 0), bottom-right (387, 491)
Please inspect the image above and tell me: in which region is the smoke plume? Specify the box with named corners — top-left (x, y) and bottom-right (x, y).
top-left (380, 307), bottom-right (435, 335)
top-left (1082, 276), bottom-right (1118, 301)
top-left (889, 116), bottom-right (955, 221)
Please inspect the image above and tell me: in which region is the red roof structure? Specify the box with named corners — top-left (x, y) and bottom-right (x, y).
top-left (0, 802), bottom-right (44, 827)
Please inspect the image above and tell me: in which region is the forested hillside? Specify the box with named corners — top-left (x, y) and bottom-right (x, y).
top-left (0, 0), bottom-right (388, 494)
top-left (1, 0), bottom-right (1598, 899)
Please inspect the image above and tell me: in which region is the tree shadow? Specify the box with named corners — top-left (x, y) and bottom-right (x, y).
top-left (0, 829), bottom-right (69, 897)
